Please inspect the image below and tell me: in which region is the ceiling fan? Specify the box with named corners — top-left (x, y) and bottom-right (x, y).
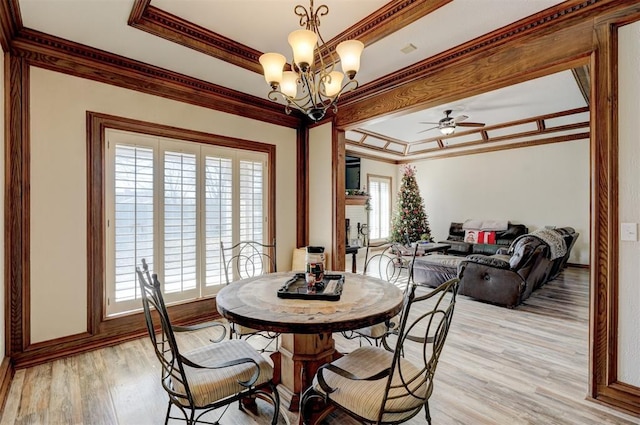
top-left (418, 109), bottom-right (485, 135)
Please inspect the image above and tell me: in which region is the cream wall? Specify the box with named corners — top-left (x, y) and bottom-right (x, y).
top-left (29, 67), bottom-right (297, 343)
top-left (413, 140), bottom-right (590, 265)
top-left (308, 123), bottom-right (333, 268)
top-left (0, 51), bottom-right (5, 357)
top-left (617, 21), bottom-right (640, 387)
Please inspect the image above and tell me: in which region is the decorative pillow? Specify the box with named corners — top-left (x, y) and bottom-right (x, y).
top-left (464, 230), bottom-right (479, 244)
top-left (464, 230), bottom-right (496, 244)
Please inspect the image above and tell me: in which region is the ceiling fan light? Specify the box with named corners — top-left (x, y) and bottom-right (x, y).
top-left (281, 71), bottom-right (299, 99)
top-left (323, 71), bottom-right (344, 97)
top-left (259, 53), bottom-right (286, 88)
top-left (440, 125), bottom-right (455, 135)
top-left (288, 29), bottom-right (317, 71)
top-left (337, 39), bottom-right (364, 79)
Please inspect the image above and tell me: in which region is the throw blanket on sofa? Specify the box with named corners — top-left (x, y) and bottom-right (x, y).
top-left (511, 228), bottom-right (567, 260)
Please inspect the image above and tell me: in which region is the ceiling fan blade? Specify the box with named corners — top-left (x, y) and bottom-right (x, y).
top-left (453, 114), bottom-right (469, 123)
top-left (418, 121), bottom-right (440, 125)
top-left (417, 126), bottom-right (439, 134)
top-left (457, 122), bottom-right (485, 127)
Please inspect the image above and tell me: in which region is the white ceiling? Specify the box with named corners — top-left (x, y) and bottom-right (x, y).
top-left (17, 0), bottom-right (579, 159)
top-left (361, 70), bottom-right (587, 143)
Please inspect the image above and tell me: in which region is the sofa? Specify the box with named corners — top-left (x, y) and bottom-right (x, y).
top-left (439, 221), bottom-right (528, 256)
top-left (415, 226), bottom-right (579, 308)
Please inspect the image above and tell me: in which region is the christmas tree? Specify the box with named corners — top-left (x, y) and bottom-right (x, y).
top-left (390, 165), bottom-right (432, 243)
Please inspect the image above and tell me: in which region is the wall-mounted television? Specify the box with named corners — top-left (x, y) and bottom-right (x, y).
top-left (345, 156), bottom-right (361, 190)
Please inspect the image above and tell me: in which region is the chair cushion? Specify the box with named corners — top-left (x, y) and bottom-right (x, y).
top-left (313, 346), bottom-right (426, 423)
top-left (176, 339), bottom-right (274, 407)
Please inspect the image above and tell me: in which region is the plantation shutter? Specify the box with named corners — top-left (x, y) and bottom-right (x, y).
top-left (239, 160), bottom-right (264, 242)
top-left (111, 144), bottom-right (155, 310)
top-left (105, 130), bottom-right (270, 314)
top-left (203, 156), bottom-right (233, 288)
top-left (163, 151), bottom-right (198, 294)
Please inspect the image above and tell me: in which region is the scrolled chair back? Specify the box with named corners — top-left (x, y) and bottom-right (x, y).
top-left (135, 259), bottom-right (281, 424)
top-left (136, 259), bottom-right (193, 407)
top-left (379, 278), bottom-right (459, 421)
top-left (302, 277), bottom-right (459, 425)
top-left (363, 241), bottom-right (418, 286)
top-left (220, 239), bottom-right (277, 284)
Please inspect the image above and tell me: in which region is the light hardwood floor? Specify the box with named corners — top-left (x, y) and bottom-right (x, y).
top-left (2, 267), bottom-right (639, 424)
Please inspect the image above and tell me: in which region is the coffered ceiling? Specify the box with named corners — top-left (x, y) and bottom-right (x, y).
top-left (16, 0), bottom-right (586, 161)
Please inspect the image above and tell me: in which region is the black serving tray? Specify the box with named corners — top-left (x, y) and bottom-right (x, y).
top-left (277, 273), bottom-right (345, 301)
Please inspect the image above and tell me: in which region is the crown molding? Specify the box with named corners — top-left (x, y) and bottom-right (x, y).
top-left (10, 28), bottom-right (301, 128)
top-left (127, 0), bottom-right (450, 75)
top-left (0, 0), bottom-right (20, 52)
top-left (339, 0), bottom-right (607, 107)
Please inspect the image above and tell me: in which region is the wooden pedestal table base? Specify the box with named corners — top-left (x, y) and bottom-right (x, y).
top-left (215, 272), bottom-right (403, 418)
top-left (271, 332), bottom-right (341, 411)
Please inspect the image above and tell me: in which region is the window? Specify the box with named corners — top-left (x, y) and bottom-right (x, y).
top-left (368, 175), bottom-right (392, 240)
top-left (105, 130), bottom-right (268, 316)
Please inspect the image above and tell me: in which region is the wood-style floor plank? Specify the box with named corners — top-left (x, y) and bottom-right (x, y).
top-left (1, 267), bottom-right (638, 424)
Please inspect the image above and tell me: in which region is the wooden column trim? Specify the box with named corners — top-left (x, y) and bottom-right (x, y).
top-left (589, 3), bottom-right (640, 415)
top-left (296, 125), bottom-right (309, 247)
top-left (5, 54), bottom-right (30, 356)
top-left (332, 125), bottom-right (346, 272)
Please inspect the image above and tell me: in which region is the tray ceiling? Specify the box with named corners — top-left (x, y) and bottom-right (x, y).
top-left (17, 0), bottom-right (585, 160)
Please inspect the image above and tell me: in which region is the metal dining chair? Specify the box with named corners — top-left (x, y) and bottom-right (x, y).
top-left (342, 241), bottom-right (417, 347)
top-left (136, 259), bottom-right (281, 425)
top-left (220, 239), bottom-right (280, 351)
top-left (301, 277), bottom-right (460, 425)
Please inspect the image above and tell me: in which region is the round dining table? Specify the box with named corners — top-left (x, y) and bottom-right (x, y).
top-left (215, 271), bottom-right (404, 413)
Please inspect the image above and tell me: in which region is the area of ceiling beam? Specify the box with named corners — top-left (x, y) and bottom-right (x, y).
top-left (338, 0), bottom-right (603, 109)
top-left (572, 65), bottom-right (591, 104)
top-left (128, 0), bottom-right (450, 74)
top-left (346, 106), bottom-right (590, 157)
top-left (128, 1), bottom-right (264, 74)
top-left (397, 131), bottom-right (589, 163)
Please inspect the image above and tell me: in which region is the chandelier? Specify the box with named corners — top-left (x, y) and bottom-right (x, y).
top-left (258, 1), bottom-right (364, 122)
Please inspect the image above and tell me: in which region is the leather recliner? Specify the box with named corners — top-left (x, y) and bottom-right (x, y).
top-left (457, 235), bottom-right (551, 308)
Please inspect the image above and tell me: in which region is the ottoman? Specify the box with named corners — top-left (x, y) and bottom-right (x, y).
top-left (413, 254), bottom-right (464, 288)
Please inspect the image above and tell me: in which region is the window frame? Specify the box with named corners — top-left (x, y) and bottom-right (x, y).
top-left (367, 174), bottom-right (393, 242)
top-left (88, 112), bottom-right (275, 327)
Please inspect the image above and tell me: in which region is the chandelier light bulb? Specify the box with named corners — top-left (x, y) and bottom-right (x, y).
top-left (281, 71), bottom-right (299, 99)
top-left (336, 40), bottom-right (364, 79)
top-left (288, 29), bottom-right (318, 71)
top-left (323, 71), bottom-right (344, 97)
top-left (259, 53), bottom-right (286, 88)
